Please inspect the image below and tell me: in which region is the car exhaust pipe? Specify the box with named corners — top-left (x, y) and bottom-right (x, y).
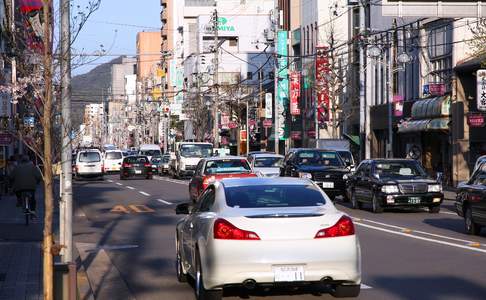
top-left (243, 279), bottom-right (256, 290)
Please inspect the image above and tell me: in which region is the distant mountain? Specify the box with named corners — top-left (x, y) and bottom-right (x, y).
top-left (71, 56), bottom-right (123, 129)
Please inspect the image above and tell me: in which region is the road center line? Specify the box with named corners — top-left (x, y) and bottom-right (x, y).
top-left (439, 211), bottom-right (457, 215)
top-left (355, 222), bottom-right (486, 254)
top-left (357, 218), bottom-right (484, 245)
top-left (157, 199), bottom-right (172, 205)
top-left (116, 182), bottom-right (123, 186)
top-left (126, 186), bottom-right (135, 190)
top-left (107, 179), bottom-right (114, 183)
top-left (139, 191), bottom-right (150, 196)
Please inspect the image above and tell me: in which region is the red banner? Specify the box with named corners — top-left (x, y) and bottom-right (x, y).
top-left (316, 46), bottom-right (330, 124)
top-left (290, 72), bottom-right (301, 115)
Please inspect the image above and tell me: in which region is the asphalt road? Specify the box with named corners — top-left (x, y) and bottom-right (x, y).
top-left (73, 174), bottom-right (486, 300)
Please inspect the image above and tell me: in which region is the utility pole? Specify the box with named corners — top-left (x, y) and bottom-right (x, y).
top-left (359, 0), bottom-right (368, 160)
top-left (60, 0), bottom-right (73, 265)
top-left (387, 19), bottom-right (397, 158)
top-left (273, 6), bottom-right (280, 154)
top-left (212, 9), bottom-right (219, 148)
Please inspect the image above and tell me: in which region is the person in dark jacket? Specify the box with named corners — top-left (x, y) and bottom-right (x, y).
top-left (9, 155), bottom-right (42, 212)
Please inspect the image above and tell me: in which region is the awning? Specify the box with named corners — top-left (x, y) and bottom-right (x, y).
top-left (398, 117), bottom-right (449, 133)
top-left (411, 96), bottom-right (450, 119)
top-left (343, 133), bottom-right (360, 146)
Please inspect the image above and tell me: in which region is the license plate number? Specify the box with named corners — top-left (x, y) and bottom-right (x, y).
top-left (135, 170), bottom-right (142, 174)
top-left (322, 182), bottom-right (334, 188)
top-left (408, 197), bottom-right (421, 204)
top-left (273, 265), bottom-right (305, 282)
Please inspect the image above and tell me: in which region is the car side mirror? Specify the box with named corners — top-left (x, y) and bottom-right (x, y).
top-left (436, 172), bottom-right (444, 183)
top-left (175, 203), bottom-right (190, 215)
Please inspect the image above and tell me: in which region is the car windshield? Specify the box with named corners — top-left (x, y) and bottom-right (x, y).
top-left (161, 156), bottom-right (170, 163)
top-left (140, 150), bottom-right (161, 156)
top-left (337, 151), bottom-right (353, 165)
top-left (105, 152), bottom-right (122, 160)
top-left (125, 156), bottom-right (148, 164)
top-left (79, 152), bottom-right (101, 163)
top-left (254, 157), bottom-right (283, 168)
top-left (151, 158), bottom-right (161, 163)
top-left (295, 151), bottom-right (344, 167)
top-left (225, 184), bottom-right (326, 208)
top-left (374, 161), bottom-right (427, 179)
top-left (180, 144), bottom-right (213, 158)
top-left (205, 159), bottom-right (251, 174)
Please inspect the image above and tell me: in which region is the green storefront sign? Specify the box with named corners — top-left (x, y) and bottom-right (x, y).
top-left (277, 30), bottom-right (289, 140)
top-left (217, 17), bottom-right (235, 32)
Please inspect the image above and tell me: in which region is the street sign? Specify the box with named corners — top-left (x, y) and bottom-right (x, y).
top-left (467, 113), bottom-right (485, 128)
top-left (477, 69), bottom-right (486, 111)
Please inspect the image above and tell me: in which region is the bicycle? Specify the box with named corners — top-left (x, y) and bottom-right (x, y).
top-left (19, 190), bottom-right (35, 226)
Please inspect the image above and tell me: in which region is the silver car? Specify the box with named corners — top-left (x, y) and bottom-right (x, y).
top-left (247, 153), bottom-right (284, 177)
top-left (175, 177), bottom-right (361, 300)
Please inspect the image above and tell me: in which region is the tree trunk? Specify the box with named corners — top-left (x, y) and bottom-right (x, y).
top-left (42, 1), bottom-right (54, 299)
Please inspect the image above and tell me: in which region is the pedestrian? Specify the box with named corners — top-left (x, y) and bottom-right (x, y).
top-left (9, 155), bottom-right (42, 213)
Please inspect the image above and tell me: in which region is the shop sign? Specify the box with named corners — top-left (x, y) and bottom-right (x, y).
top-left (290, 71), bottom-right (301, 115)
top-left (263, 119), bottom-right (272, 128)
top-left (0, 133), bottom-right (12, 145)
top-left (423, 83), bottom-right (446, 97)
top-left (316, 46), bottom-right (330, 124)
top-left (228, 121), bottom-right (237, 129)
top-left (307, 130), bottom-right (316, 138)
top-left (220, 114), bottom-right (230, 129)
top-left (393, 95), bottom-right (404, 117)
top-left (291, 131), bottom-right (302, 140)
top-left (276, 30), bottom-right (289, 140)
top-left (248, 119), bottom-right (256, 126)
top-left (240, 130), bottom-right (247, 142)
top-left (217, 17), bottom-right (235, 32)
top-left (467, 113), bottom-right (485, 128)
top-left (477, 69), bottom-right (486, 111)
top-left (265, 93), bottom-right (272, 119)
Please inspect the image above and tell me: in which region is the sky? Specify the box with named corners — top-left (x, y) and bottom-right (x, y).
top-left (71, 0), bottom-right (161, 75)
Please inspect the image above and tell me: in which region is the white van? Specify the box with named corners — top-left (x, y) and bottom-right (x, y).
top-left (139, 144), bottom-right (162, 160)
top-left (103, 150), bottom-right (124, 172)
top-left (75, 149), bottom-right (104, 179)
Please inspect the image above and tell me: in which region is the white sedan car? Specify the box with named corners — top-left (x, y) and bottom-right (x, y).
top-left (175, 177), bottom-right (361, 300)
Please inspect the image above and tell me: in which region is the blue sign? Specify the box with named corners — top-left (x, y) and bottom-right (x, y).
top-left (276, 30), bottom-right (289, 140)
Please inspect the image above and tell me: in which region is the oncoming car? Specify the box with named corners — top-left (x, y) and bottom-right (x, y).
top-left (176, 177), bottom-right (361, 299)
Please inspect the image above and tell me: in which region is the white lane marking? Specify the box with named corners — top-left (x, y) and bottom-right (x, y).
top-left (126, 186), bottom-right (135, 190)
top-left (361, 284), bottom-right (372, 289)
top-left (355, 222), bottom-right (486, 254)
top-left (107, 179), bottom-right (114, 183)
top-left (356, 218), bottom-right (485, 246)
top-left (439, 211), bottom-right (457, 215)
top-left (157, 199), bottom-right (173, 205)
top-left (139, 191), bottom-right (150, 196)
top-left (154, 175), bottom-right (189, 186)
top-left (116, 182), bottom-right (123, 186)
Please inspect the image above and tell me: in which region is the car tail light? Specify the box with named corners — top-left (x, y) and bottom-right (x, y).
top-left (144, 163), bottom-right (151, 167)
top-left (101, 165), bottom-right (105, 173)
top-left (213, 219), bottom-right (260, 240)
top-left (314, 216), bottom-right (355, 238)
top-left (202, 176), bottom-right (216, 189)
top-left (122, 163), bottom-right (132, 168)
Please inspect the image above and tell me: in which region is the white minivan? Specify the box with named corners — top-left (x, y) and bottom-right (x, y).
top-left (139, 144), bottom-right (161, 161)
top-left (75, 149), bottom-right (104, 179)
top-left (103, 150), bottom-right (124, 172)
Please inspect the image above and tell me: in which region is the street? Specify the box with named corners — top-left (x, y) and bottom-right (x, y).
top-left (73, 175), bottom-right (486, 300)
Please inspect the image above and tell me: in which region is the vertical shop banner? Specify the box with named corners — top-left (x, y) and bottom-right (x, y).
top-left (277, 30), bottom-right (289, 140)
top-left (477, 69), bottom-right (486, 111)
top-left (290, 71), bottom-right (301, 116)
top-left (316, 46), bottom-right (330, 125)
top-left (170, 60), bottom-right (177, 87)
top-left (393, 95), bottom-right (404, 117)
top-left (265, 93), bottom-right (273, 118)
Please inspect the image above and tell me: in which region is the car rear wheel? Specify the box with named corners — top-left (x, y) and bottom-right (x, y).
top-left (330, 284), bottom-right (360, 298)
top-left (195, 251), bottom-right (222, 300)
top-left (428, 205), bottom-right (440, 213)
top-left (372, 193), bottom-right (383, 214)
top-left (351, 191), bottom-right (362, 210)
top-left (465, 206), bottom-right (481, 235)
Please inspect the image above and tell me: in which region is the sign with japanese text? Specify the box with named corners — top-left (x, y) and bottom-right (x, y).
top-left (265, 93), bottom-right (272, 119)
top-left (467, 113), bottom-right (485, 127)
top-left (477, 69), bottom-right (486, 111)
top-left (316, 46), bottom-right (330, 125)
top-left (276, 30), bottom-right (289, 140)
top-left (290, 71), bottom-right (301, 116)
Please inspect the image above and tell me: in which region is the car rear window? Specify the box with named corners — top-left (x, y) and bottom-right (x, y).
top-left (124, 156), bottom-right (148, 163)
top-left (106, 152), bottom-right (122, 160)
top-left (205, 159), bottom-right (251, 174)
top-left (225, 184), bottom-right (326, 208)
top-left (79, 152), bottom-right (101, 163)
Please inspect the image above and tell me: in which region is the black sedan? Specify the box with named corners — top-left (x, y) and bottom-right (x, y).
top-left (455, 164), bottom-right (486, 235)
top-left (120, 156), bottom-right (153, 180)
top-left (281, 148), bottom-right (350, 199)
top-left (346, 159), bottom-right (443, 213)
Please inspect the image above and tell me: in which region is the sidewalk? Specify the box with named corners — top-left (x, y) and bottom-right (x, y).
top-left (0, 191), bottom-right (44, 300)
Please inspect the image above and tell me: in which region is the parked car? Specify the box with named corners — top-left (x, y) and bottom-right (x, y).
top-left (103, 150), bottom-right (124, 173)
top-left (120, 156), bottom-right (153, 180)
top-left (188, 156), bottom-right (256, 202)
top-left (346, 159), bottom-right (443, 213)
top-left (175, 177), bottom-right (361, 299)
top-left (158, 154), bottom-right (171, 175)
top-left (74, 149), bottom-right (104, 180)
top-left (455, 163), bottom-right (486, 235)
top-left (247, 153), bottom-right (284, 177)
top-left (139, 144), bottom-right (162, 161)
top-left (473, 155), bottom-right (486, 173)
top-left (281, 148), bottom-right (350, 200)
top-left (150, 156), bottom-right (163, 175)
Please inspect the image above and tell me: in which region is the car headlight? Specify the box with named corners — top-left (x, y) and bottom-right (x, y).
top-left (428, 184), bottom-right (442, 193)
top-left (343, 174), bottom-right (349, 180)
top-left (151, 164), bottom-right (156, 168)
top-left (381, 185), bottom-right (399, 194)
top-left (180, 162), bottom-right (186, 170)
top-left (298, 172), bottom-right (312, 179)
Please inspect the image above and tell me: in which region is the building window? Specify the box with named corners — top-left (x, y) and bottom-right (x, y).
top-left (426, 22), bottom-right (453, 88)
top-left (247, 72), bottom-right (253, 80)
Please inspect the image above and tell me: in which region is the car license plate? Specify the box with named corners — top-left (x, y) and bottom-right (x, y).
top-left (408, 197), bottom-right (421, 204)
top-left (135, 170), bottom-right (142, 174)
top-left (273, 265), bottom-right (305, 282)
top-left (322, 182), bottom-right (334, 189)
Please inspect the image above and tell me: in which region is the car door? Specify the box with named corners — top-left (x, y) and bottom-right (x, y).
top-left (353, 162), bottom-right (367, 200)
top-left (470, 171), bottom-right (486, 225)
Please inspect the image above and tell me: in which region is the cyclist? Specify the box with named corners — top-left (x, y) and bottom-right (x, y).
top-left (9, 155), bottom-right (42, 213)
